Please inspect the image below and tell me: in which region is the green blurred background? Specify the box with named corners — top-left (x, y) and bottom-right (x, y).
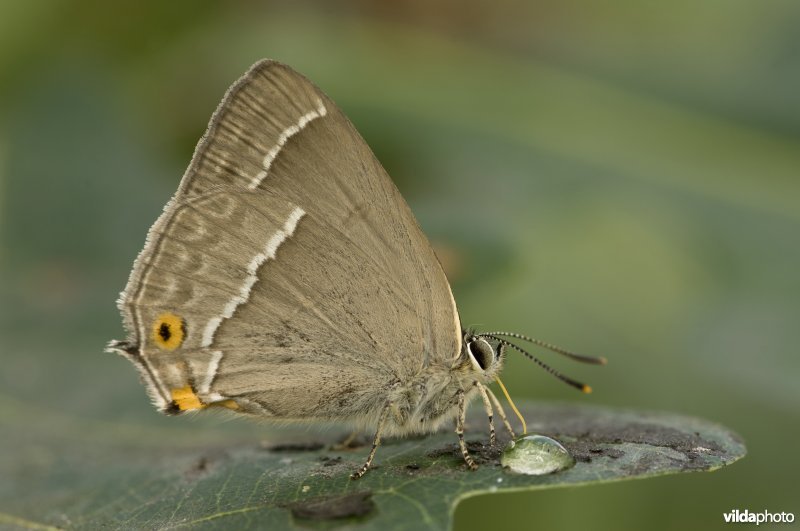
top-left (1, 1), bottom-right (798, 529)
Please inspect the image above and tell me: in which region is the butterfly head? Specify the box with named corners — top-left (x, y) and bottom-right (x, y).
top-left (466, 330), bottom-right (608, 392)
top-left (461, 329), bottom-right (505, 380)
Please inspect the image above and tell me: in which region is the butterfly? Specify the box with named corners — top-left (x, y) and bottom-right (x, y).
top-left (108, 60), bottom-right (604, 478)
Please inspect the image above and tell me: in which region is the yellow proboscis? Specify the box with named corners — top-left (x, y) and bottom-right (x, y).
top-left (152, 312), bottom-right (185, 351)
top-left (495, 376), bottom-right (527, 435)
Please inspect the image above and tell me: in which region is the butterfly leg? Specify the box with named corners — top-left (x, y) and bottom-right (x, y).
top-left (333, 430), bottom-right (360, 450)
top-left (456, 389), bottom-right (478, 470)
top-left (486, 386), bottom-right (516, 439)
top-left (350, 402), bottom-right (390, 480)
top-left (474, 382), bottom-right (496, 445)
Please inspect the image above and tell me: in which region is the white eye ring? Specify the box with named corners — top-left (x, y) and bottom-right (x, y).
top-left (467, 337), bottom-right (494, 372)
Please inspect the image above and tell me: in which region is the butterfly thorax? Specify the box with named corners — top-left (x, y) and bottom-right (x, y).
top-left (376, 343), bottom-right (504, 437)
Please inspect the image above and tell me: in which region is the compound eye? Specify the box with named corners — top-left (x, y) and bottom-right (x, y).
top-left (467, 338), bottom-right (495, 372)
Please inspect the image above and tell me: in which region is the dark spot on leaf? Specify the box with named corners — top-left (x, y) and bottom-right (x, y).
top-left (406, 463), bottom-right (420, 470)
top-left (183, 456), bottom-right (210, 480)
top-left (193, 457), bottom-right (209, 471)
top-left (184, 452), bottom-right (226, 480)
top-left (263, 441), bottom-right (325, 452)
top-left (467, 440), bottom-right (504, 463)
top-left (427, 445), bottom-right (456, 459)
top-left (563, 440), bottom-right (624, 463)
top-left (427, 440), bottom-right (503, 465)
top-left (287, 491), bottom-right (375, 520)
top-left (318, 456), bottom-right (342, 467)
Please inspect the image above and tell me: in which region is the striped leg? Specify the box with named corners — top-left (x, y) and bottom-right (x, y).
top-left (474, 382), bottom-right (496, 445)
top-left (486, 386), bottom-right (516, 439)
top-left (350, 403), bottom-right (390, 480)
top-left (456, 389), bottom-right (478, 470)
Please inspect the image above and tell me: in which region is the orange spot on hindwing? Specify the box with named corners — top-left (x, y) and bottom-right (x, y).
top-left (152, 313), bottom-right (185, 351)
top-left (170, 386), bottom-right (205, 411)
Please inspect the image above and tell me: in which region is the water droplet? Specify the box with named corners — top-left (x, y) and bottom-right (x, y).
top-left (501, 434), bottom-right (575, 475)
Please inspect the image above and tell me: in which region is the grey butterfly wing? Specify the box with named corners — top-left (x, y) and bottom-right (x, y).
top-left (111, 60), bottom-right (462, 418)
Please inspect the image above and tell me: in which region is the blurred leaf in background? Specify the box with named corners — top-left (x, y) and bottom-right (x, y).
top-left (1, 1), bottom-right (798, 530)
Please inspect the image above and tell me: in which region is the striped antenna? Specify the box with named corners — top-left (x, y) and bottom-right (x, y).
top-left (481, 334), bottom-right (593, 393)
top-left (481, 331), bottom-right (607, 365)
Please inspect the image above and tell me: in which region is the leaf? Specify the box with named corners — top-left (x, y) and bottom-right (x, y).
top-left (1, 401), bottom-right (745, 530)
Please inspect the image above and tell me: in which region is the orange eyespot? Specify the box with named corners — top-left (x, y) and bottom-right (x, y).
top-left (152, 313), bottom-right (185, 351)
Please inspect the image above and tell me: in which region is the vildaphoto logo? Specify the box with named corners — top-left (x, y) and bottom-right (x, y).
top-left (723, 509), bottom-right (794, 525)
